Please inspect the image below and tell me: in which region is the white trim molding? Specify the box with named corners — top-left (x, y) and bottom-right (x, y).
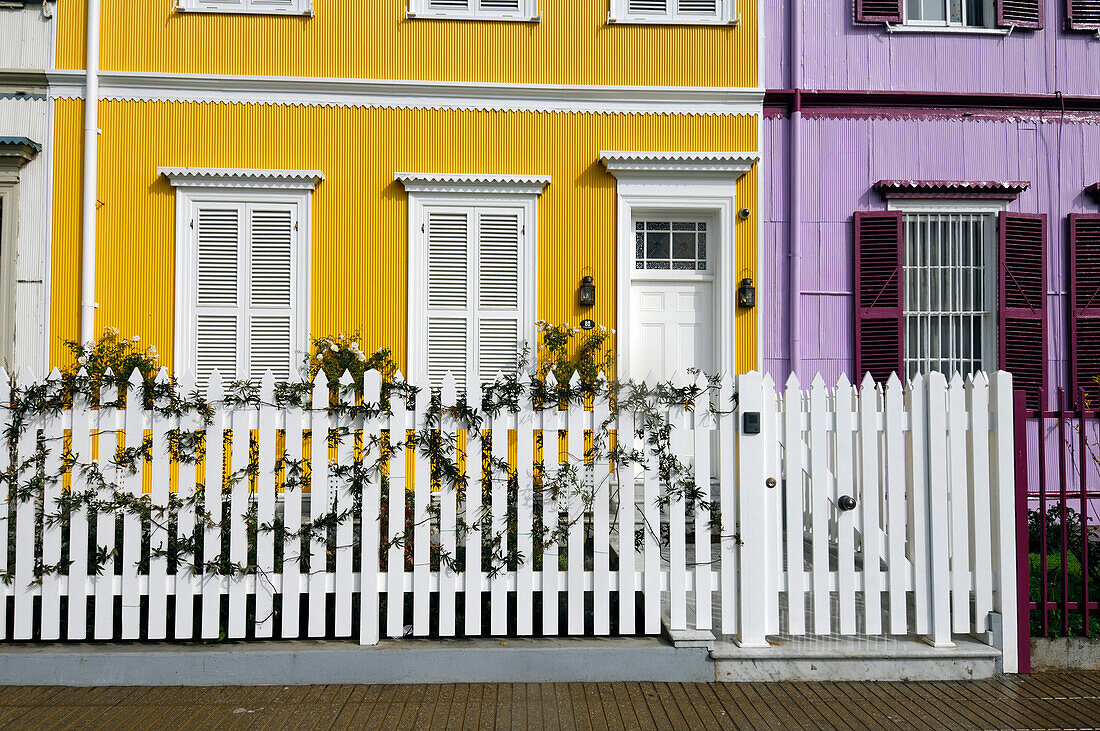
top-left (601, 150), bottom-right (759, 177)
top-left (395, 172), bottom-right (550, 196)
top-left (160, 167), bottom-right (324, 191)
top-left (175, 0), bottom-right (314, 16)
top-left (48, 70), bottom-right (765, 116)
top-left (607, 0), bottom-right (737, 25)
top-left (407, 0), bottom-right (539, 22)
top-left (398, 179), bottom-right (541, 389)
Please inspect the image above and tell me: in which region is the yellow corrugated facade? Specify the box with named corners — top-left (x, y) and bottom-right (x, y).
top-left (55, 0), bottom-right (758, 88)
top-left (51, 100), bottom-right (758, 373)
top-left (49, 2), bottom-right (761, 376)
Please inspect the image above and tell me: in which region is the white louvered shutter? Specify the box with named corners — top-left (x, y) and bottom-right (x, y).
top-left (247, 206), bottom-right (296, 382)
top-left (628, 0), bottom-right (670, 13)
top-left (476, 210), bottom-right (523, 386)
top-left (677, 0), bottom-right (717, 13)
top-left (426, 210), bottom-right (472, 390)
top-left (195, 205), bottom-right (243, 386)
top-left (428, 0), bottom-right (469, 8)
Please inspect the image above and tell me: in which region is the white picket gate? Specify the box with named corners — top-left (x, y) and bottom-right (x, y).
top-left (0, 368), bottom-right (1018, 671)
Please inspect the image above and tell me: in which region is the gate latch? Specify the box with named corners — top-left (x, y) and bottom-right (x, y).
top-left (742, 411), bottom-right (761, 435)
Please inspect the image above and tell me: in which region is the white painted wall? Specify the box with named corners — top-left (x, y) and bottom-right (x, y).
top-left (0, 4), bottom-right (52, 70)
top-left (0, 96), bottom-right (49, 377)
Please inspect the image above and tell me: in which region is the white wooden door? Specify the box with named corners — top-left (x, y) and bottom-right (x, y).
top-left (630, 283), bottom-right (714, 380)
top-left (629, 218), bottom-right (715, 380)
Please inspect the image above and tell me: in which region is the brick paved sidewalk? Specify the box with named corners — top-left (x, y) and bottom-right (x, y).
top-left (0, 671), bottom-right (1097, 729)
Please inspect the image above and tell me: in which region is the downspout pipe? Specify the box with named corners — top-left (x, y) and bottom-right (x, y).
top-left (788, 0), bottom-right (803, 381)
top-left (80, 0), bottom-right (100, 345)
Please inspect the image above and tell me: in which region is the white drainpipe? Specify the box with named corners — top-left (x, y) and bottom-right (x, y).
top-left (80, 0), bottom-right (101, 344)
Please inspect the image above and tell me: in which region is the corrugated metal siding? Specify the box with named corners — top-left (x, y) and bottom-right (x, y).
top-left (57, 0), bottom-right (757, 88)
top-left (767, 0), bottom-right (1100, 96)
top-left (762, 113), bottom-right (1100, 398)
top-left (0, 6), bottom-right (51, 70)
top-left (0, 96), bottom-right (49, 377)
top-left (51, 99), bottom-right (760, 375)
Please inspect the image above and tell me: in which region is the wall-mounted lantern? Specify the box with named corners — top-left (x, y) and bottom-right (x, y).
top-left (737, 277), bottom-right (756, 309)
top-left (578, 275), bottom-right (596, 307)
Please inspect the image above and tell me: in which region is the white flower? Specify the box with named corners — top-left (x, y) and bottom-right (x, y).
top-left (148, 345), bottom-right (157, 354)
top-left (329, 343), bottom-right (338, 352)
top-left (316, 353), bottom-right (325, 361)
top-left (356, 352), bottom-right (366, 362)
top-left (610, 329), bottom-right (617, 334)
top-left (338, 332), bottom-right (345, 340)
top-left (130, 336), bottom-right (140, 343)
top-left (77, 356), bottom-right (88, 366)
top-left (151, 353), bottom-right (159, 361)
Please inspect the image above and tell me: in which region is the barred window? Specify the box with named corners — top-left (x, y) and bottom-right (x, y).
top-left (635, 220), bottom-right (708, 271)
top-left (903, 212), bottom-right (998, 379)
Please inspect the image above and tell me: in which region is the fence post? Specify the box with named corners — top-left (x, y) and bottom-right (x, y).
top-left (736, 371), bottom-right (770, 648)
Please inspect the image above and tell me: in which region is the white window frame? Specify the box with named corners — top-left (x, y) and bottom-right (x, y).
top-left (893, 0), bottom-right (1007, 33)
top-left (396, 173), bottom-right (546, 390)
top-left (407, 0), bottom-right (539, 22)
top-left (601, 151), bottom-right (757, 380)
top-left (162, 168), bottom-right (320, 381)
top-left (608, 0), bottom-right (737, 26)
top-left (888, 197), bottom-right (1006, 379)
top-left (631, 213), bottom-right (716, 281)
top-left (175, 0), bottom-right (313, 16)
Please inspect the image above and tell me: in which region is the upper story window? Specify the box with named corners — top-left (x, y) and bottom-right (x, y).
top-left (177, 0), bottom-right (313, 15)
top-left (905, 0), bottom-right (994, 28)
top-left (608, 0), bottom-right (737, 25)
top-left (407, 0), bottom-right (539, 21)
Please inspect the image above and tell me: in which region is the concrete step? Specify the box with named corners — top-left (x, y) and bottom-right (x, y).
top-left (709, 634), bottom-right (1000, 682)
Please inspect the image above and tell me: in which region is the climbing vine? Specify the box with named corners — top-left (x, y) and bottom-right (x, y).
top-left (1, 325), bottom-right (739, 612)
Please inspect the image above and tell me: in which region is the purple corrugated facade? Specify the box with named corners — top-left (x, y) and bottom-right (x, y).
top-left (763, 0), bottom-right (1100, 402)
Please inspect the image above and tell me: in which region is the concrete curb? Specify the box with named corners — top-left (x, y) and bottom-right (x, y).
top-left (0, 638), bottom-right (715, 686)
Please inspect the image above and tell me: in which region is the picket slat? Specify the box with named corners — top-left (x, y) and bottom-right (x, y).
top-left (540, 375), bottom-right (560, 636)
top-left (516, 373), bottom-right (536, 636)
top-left (200, 372), bottom-right (226, 640)
top-left (282, 395), bottom-right (305, 639)
top-left (834, 376), bottom-right (857, 635)
top-left (228, 402), bottom-right (250, 639)
top-left (309, 373), bottom-right (331, 638)
top-left (738, 372), bottom-right (769, 647)
top-left (762, 373), bottom-right (782, 636)
top-left (360, 370), bottom-right (383, 645)
top-left (858, 375), bottom-right (884, 636)
top-left (412, 380), bottom-right (431, 636)
top-left (907, 374), bottom-right (931, 637)
top-left (693, 373), bottom-right (712, 632)
top-left (566, 373), bottom-right (585, 635)
top-left (668, 372), bottom-right (689, 631)
top-left (925, 372), bottom-right (954, 647)
top-left (490, 379), bottom-right (509, 636)
top-left (40, 370), bottom-right (64, 640)
top-left (884, 375), bottom-right (908, 635)
top-left (335, 371), bottom-right (355, 638)
top-left (465, 380), bottom-right (484, 637)
top-left (947, 373), bottom-right (972, 634)
top-left (173, 370), bottom-right (197, 640)
top-left (386, 373), bottom-right (408, 638)
top-left (968, 373), bottom-right (994, 634)
top-left (255, 372), bottom-right (277, 638)
top-left (808, 376), bottom-right (830, 635)
top-left (12, 374), bottom-right (38, 640)
top-left (438, 373), bottom-right (459, 637)
top-left (616, 389), bottom-right (637, 636)
top-left (67, 373), bottom-right (93, 640)
top-left (0, 369), bottom-right (9, 640)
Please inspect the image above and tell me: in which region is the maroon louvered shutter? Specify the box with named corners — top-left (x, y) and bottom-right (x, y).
top-left (854, 211), bottom-right (903, 383)
top-left (998, 0), bottom-right (1045, 28)
top-left (1070, 215), bottom-right (1100, 406)
top-left (1067, 0), bottom-right (1100, 29)
top-left (1000, 212), bottom-right (1047, 409)
top-left (856, 0), bottom-right (903, 23)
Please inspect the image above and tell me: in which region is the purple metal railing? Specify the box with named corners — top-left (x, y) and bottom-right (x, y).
top-left (1015, 389), bottom-right (1100, 674)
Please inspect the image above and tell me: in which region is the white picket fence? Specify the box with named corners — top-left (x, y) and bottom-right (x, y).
top-left (0, 368), bottom-right (1018, 671)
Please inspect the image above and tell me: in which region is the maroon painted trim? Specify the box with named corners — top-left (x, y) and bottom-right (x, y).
top-left (764, 89), bottom-right (1100, 115)
top-left (1069, 214), bottom-right (1100, 407)
top-left (874, 180), bottom-right (1030, 201)
top-left (1087, 183), bottom-right (1100, 204)
top-left (855, 0), bottom-right (904, 23)
top-left (1013, 389), bottom-right (1032, 674)
top-left (1000, 212), bottom-right (1049, 409)
top-left (1067, 0), bottom-right (1100, 30)
top-left (997, 0), bottom-right (1044, 29)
